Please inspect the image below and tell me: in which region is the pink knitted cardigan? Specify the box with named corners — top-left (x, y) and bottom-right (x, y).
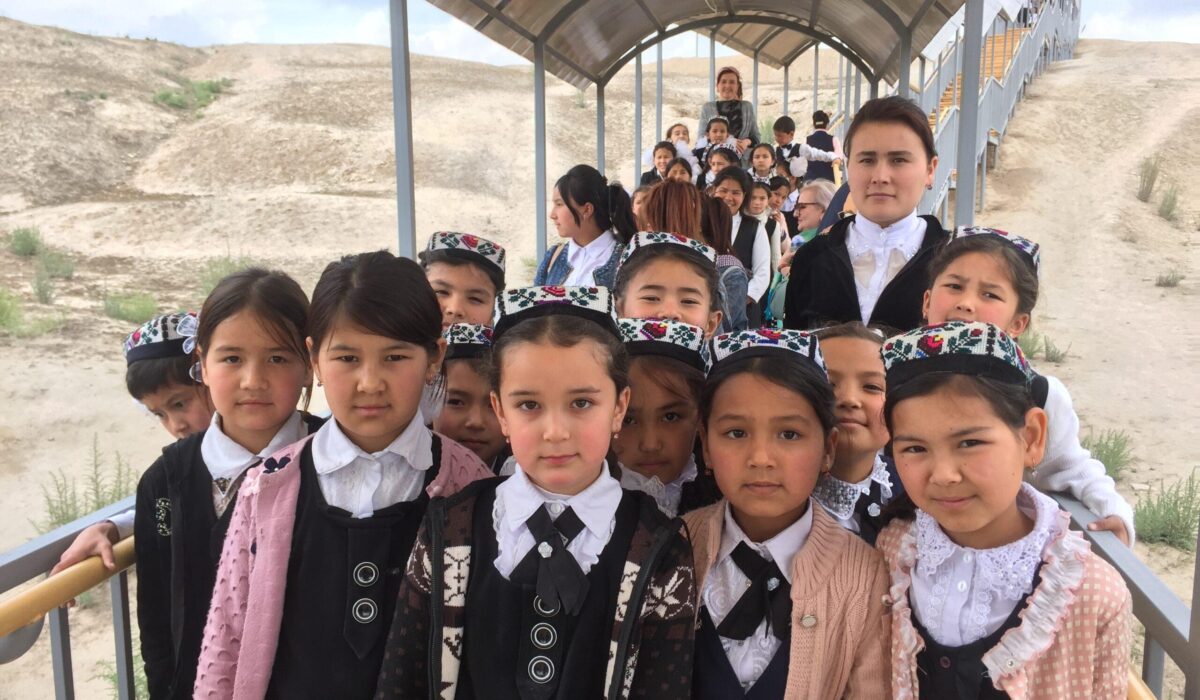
top-left (192, 432), bottom-right (492, 699)
top-left (683, 501), bottom-right (892, 700)
top-left (876, 512), bottom-right (1132, 699)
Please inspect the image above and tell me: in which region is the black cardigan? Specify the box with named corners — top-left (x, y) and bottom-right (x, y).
top-left (640, 169), bottom-right (664, 186)
top-left (782, 214), bottom-right (949, 332)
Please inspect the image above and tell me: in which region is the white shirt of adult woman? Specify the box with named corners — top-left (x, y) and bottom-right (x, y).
top-left (698, 67), bottom-right (759, 156)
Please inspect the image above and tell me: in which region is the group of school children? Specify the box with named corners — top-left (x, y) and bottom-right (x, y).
top-left (52, 94), bottom-right (1135, 699)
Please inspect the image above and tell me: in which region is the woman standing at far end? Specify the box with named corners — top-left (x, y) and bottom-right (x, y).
top-left (697, 67), bottom-right (759, 159)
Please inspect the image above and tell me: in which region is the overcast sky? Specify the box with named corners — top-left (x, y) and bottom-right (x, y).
top-left (0, 0), bottom-right (1195, 65)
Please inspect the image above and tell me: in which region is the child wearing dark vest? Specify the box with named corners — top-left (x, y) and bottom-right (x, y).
top-left (374, 286), bottom-right (697, 699)
top-left (711, 168), bottom-right (771, 315)
top-left (194, 253), bottom-right (490, 699)
top-left (684, 329), bottom-right (891, 699)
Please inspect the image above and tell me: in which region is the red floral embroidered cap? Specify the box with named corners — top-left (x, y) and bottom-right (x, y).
top-left (618, 318), bottom-right (710, 374)
top-left (443, 323), bottom-right (493, 361)
top-left (618, 231), bottom-right (717, 275)
top-left (881, 321), bottom-right (1031, 389)
top-left (709, 328), bottom-right (827, 378)
top-left (419, 231), bottom-right (506, 286)
top-left (493, 286), bottom-right (619, 340)
top-left (123, 312), bottom-right (197, 365)
top-left (952, 226), bottom-right (1041, 277)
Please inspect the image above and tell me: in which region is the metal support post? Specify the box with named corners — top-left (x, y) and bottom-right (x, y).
top-left (634, 51), bottom-right (642, 187)
top-left (656, 42), bottom-right (663, 139)
top-left (709, 31), bottom-right (717, 102)
top-left (596, 84), bottom-right (605, 174)
top-left (898, 30), bottom-right (913, 98)
top-left (812, 44), bottom-right (820, 108)
top-left (752, 50), bottom-right (760, 120)
top-left (534, 40), bottom-right (548, 259)
top-left (954, 0), bottom-right (985, 227)
top-left (110, 571), bottom-right (135, 700)
top-left (388, 0), bottom-right (417, 259)
top-left (783, 63), bottom-right (790, 115)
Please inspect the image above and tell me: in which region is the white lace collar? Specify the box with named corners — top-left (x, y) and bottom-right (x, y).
top-left (811, 451), bottom-right (893, 520)
top-left (915, 483), bottom-right (1060, 602)
top-left (618, 456), bottom-right (698, 517)
top-left (846, 211), bottom-right (924, 261)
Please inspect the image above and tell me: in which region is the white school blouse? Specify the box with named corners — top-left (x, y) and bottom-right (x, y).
top-left (844, 211), bottom-right (926, 323)
top-left (310, 416), bottom-right (432, 518)
top-left (617, 456), bottom-right (699, 518)
top-left (730, 213), bottom-right (772, 300)
top-left (564, 230), bottom-right (617, 286)
top-left (200, 411), bottom-right (306, 516)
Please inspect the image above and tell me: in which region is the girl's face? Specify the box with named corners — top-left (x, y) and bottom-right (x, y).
top-left (716, 73), bottom-right (740, 101)
top-left (820, 337), bottom-right (889, 476)
top-left (795, 189), bottom-right (826, 231)
top-left (668, 125), bottom-right (689, 143)
top-left (550, 187), bottom-right (593, 241)
top-left (426, 261), bottom-right (496, 330)
top-left (654, 148), bottom-right (674, 173)
top-left (617, 258), bottom-right (722, 337)
top-left (310, 324), bottom-right (445, 454)
top-left (747, 189), bottom-right (769, 216)
top-left (708, 152), bottom-right (732, 174)
top-left (707, 122), bottom-right (729, 144)
top-left (616, 361), bottom-right (700, 485)
top-left (433, 360), bottom-right (506, 464)
top-left (713, 179), bottom-right (745, 215)
top-left (666, 163), bottom-right (692, 183)
top-left (751, 148), bottom-right (775, 174)
top-left (768, 186), bottom-right (788, 212)
top-left (492, 339), bottom-right (630, 495)
top-left (891, 384), bottom-right (1047, 550)
top-left (631, 191), bottom-right (647, 218)
top-left (847, 121), bottom-right (937, 228)
top-left (200, 310), bottom-right (309, 452)
top-left (923, 252), bottom-right (1030, 337)
top-left (140, 382), bottom-right (214, 439)
top-left (702, 372), bottom-right (835, 542)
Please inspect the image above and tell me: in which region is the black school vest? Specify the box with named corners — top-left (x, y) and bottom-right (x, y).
top-left (913, 565), bottom-right (1044, 699)
top-left (805, 131), bottom-right (836, 182)
top-left (457, 485), bottom-right (639, 700)
top-left (693, 606), bottom-right (789, 699)
top-left (733, 215), bottom-right (760, 273)
top-left (265, 436), bottom-right (442, 699)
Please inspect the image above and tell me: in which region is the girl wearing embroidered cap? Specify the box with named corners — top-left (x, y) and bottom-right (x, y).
top-left (683, 329), bottom-right (891, 699)
top-left (876, 321), bottom-right (1131, 699)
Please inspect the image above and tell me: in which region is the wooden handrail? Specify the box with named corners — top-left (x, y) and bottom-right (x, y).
top-left (0, 537), bottom-right (135, 638)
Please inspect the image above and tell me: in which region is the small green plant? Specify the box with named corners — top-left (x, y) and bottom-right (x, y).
top-left (573, 89), bottom-right (588, 109)
top-left (34, 436), bottom-right (137, 533)
top-left (32, 268), bottom-right (55, 304)
top-left (1081, 429), bottom-right (1134, 480)
top-left (1158, 184), bottom-right (1179, 221)
top-left (153, 78), bottom-right (233, 112)
top-left (14, 314), bottom-right (68, 338)
top-left (98, 91), bottom-right (108, 100)
top-left (1156, 270), bottom-right (1184, 288)
top-left (0, 287), bottom-right (21, 332)
top-left (38, 248), bottom-right (75, 279)
top-left (95, 638), bottom-right (150, 698)
top-left (1016, 330), bottom-right (1043, 358)
top-left (1043, 336), bottom-right (1069, 363)
top-left (1135, 471), bottom-right (1200, 551)
top-left (8, 227), bottom-right (43, 256)
top-left (1137, 155), bottom-right (1161, 202)
top-left (103, 292), bottom-right (158, 323)
top-left (197, 254), bottom-right (260, 297)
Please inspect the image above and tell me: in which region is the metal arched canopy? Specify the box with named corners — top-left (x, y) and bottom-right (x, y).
top-left (428, 0), bottom-right (965, 89)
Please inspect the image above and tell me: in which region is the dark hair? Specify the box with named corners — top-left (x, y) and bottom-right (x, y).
top-left (491, 314), bottom-right (629, 394)
top-left (773, 115), bottom-right (796, 134)
top-left (698, 193), bottom-right (734, 255)
top-left (749, 181), bottom-right (772, 199)
top-left (614, 246), bottom-right (721, 313)
top-left (707, 147), bottom-right (738, 167)
top-left (554, 164), bottom-right (637, 244)
top-left (710, 167), bottom-right (752, 210)
top-left (126, 356), bottom-right (195, 400)
top-left (665, 157), bottom-right (693, 178)
top-left (633, 185), bottom-right (655, 200)
top-left (749, 143), bottom-right (777, 169)
top-left (420, 254), bottom-right (504, 297)
top-left (701, 356), bottom-right (836, 435)
top-left (308, 251), bottom-right (441, 357)
top-left (844, 96), bottom-right (936, 162)
top-left (197, 268), bottom-right (311, 408)
top-left (706, 116), bottom-right (731, 134)
top-left (814, 321), bottom-right (887, 346)
top-left (768, 176), bottom-right (792, 192)
top-left (630, 354), bottom-right (705, 407)
top-left (927, 234), bottom-right (1039, 317)
top-left (665, 122), bottom-right (688, 140)
top-left (652, 140), bottom-right (676, 159)
top-left (812, 110), bottom-right (830, 128)
top-left (442, 352), bottom-right (492, 384)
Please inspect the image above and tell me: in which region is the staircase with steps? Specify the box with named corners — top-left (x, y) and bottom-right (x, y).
top-left (929, 27), bottom-right (1030, 130)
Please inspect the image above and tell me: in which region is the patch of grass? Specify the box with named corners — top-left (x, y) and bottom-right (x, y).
top-left (32, 268), bottom-right (55, 304)
top-left (1135, 471), bottom-right (1200, 551)
top-left (1043, 336), bottom-right (1069, 363)
top-left (1137, 154), bottom-right (1161, 202)
top-left (1016, 330), bottom-right (1043, 358)
top-left (38, 248), bottom-right (75, 279)
top-left (8, 227), bottom-right (43, 256)
top-left (98, 91), bottom-right (108, 100)
top-left (197, 255), bottom-right (261, 297)
top-left (33, 436), bottom-right (137, 533)
top-left (0, 288), bottom-right (22, 332)
top-left (1158, 184), bottom-right (1179, 221)
top-left (1156, 270), bottom-right (1184, 288)
top-left (95, 645), bottom-right (149, 699)
top-left (103, 292), bottom-right (158, 323)
top-left (573, 89), bottom-right (588, 109)
top-left (1081, 429), bottom-right (1134, 481)
top-left (153, 77), bottom-right (233, 112)
top-left (13, 314), bottom-right (68, 338)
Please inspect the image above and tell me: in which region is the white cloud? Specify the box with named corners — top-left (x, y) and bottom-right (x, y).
top-left (1083, 10), bottom-right (1200, 43)
top-left (408, 14), bottom-right (525, 65)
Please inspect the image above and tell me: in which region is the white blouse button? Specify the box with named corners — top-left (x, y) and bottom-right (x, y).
top-left (956, 580), bottom-right (968, 593)
top-left (962, 553), bottom-right (973, 564)
top-left (547, 502), bottom-right (565, 516)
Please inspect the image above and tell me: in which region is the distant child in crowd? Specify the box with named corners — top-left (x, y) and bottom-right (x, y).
top-left (666, 156), bottom-right (696, 183)
top-left (922, 227), bottom-right (1135, 543)
top-left (433, 323), bottom-right (509, 473)
top-left (685, 329), bottom-right (891, 699)
top-left (138, 270), bottom-right (321, 700)
top-left (536, 164), bottom-right (637, 289)
top-left (747, 142), bottom-right (778, 184)
top-left (194, 252), bottom-right (490, 699)
top-left (877, 321), bottom-right (1131, 699)
top-left (773, 115), bottom-right (838, 180)
top-left (711, 168), bottom-right (771, 313)
top-left (641, 141), bottom-right (676, 185)
top-left (375, 286), bottom-right (697, 698)
top-left (419, 231), bottom-right (506, 329)
top-left (704, 146), bottom-right (739, 188)
top-left (631, 184), bottom-right (653, 219)
top-left (803, 111), bottom-right (843, 183)
top-left (614, 231), bottom-right (725, 337)
top-left (616, 318), bottom-right (720, 517)
top-left (695, 116), bottom-right (739, 183)
top-left (746, 180), bottom-right (788, 273)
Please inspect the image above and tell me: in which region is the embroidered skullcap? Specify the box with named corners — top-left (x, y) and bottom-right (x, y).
top-left (443, 323), bottom-right (493, 361)
top-left (493, 286), bottom-right (619, 340)
top-left (952, 226), bottom-right (1041, 277)
top-left (618, 318), bottom-right (710, 374)
top-left (710, 328), bottom-right (826, 378)
top-left (123, 312), bottom-right (197, 365)
top-left (881, 321), bottom-right (1031, 389)
top-left (619, 231), bottom-right (717, 274)
top-left (419, 231), bottom-right (506, 285)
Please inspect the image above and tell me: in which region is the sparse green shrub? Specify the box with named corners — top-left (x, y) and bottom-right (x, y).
top-left (103, 292), bottom-right (158, 323)
top-left (34, 436), bottom-right (137, 533)
top-left (197, 255), bottom-right (260, 297)
top-left (1158, 184), bottom-right (1179, 221)
top-left (8, 227), bottom-right (43, 256)
top-left (1043, 336), bottom-right (1069, 363)
top-left (153, 78), bottom-right (234, 112)
top-left (33, 268), bottom-right (55, 304)
top-left (1135, 471), bottom-right (1200, 551)
top-left (1081, 429), bottom-right (1133, 480)
top-left (1138, 155), bottom-right (1161, 202)
top-left (0, 288), bottom-right (21, 331)
top-left (1156, 271), bottom-right (1183, 288)
top-left (1016, 330), bottom-right (1043, 358)
top-left (38, 248), bottom-right (75, 279)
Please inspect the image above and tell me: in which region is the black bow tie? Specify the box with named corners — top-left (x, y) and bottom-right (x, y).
top-left (522, 505), bottom-right (589, 616)
top-left (716, 542), bottom-right (792, 641)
